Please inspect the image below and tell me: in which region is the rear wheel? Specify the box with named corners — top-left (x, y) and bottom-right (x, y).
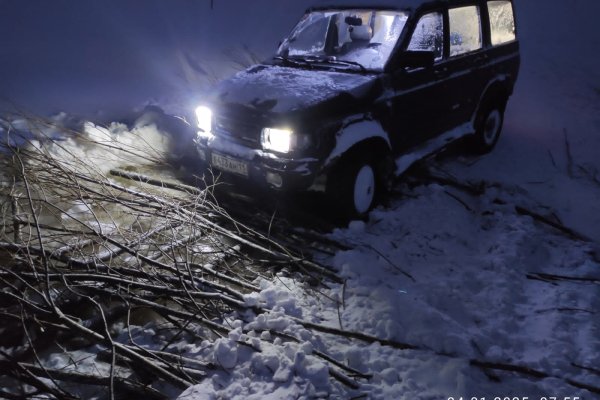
top-left (470, 100), bottom-right (505, 154)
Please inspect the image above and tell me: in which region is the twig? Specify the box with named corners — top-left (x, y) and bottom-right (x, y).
top-left (572, 362), bottom-right (600, 376)
top-left (361, 244), bottom-right (415, 282)
top-left (10, 195), bottom-right (21, 243)
top-left (526, 272), bottom-right (600, 285)
top-left (564, 129), bottom-right (575, 178)
top-left (471, 359), bottom-right (600, 394)
top-left (444, 189), bottom-right (473, 212)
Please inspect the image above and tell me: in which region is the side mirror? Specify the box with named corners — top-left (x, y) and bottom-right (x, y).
top-left (398, 50), bottom-right (435, 69)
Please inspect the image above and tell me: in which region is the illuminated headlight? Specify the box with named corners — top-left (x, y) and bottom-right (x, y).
top-left (195, 106), bottom-right (213, 138)
top-left (261, 128), bottom-right (293, 153)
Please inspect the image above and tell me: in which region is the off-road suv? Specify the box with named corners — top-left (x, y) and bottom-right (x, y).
top-left (194, 0), bottom-right (520, 217)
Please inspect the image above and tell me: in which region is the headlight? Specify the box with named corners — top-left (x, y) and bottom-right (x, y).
top-left (195, 106), bottom-right (213, 137)
top-left (261, 128), bottom-right (293, 153)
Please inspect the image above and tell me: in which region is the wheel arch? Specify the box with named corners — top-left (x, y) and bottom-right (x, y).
top-left (324, 134), bottom-right (391, 219)
top-left (475, 77), bottom-right (511, 121)
top-left (324, 119), bottom-right (392, 170)
top-left (468, 77), bottom-right (511, 153)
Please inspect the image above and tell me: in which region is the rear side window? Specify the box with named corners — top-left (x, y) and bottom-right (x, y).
top-left (407, 12), bottom-right (444, 61)
top-left (449, 6), bottom-right (482, 56)
top-left (487, 1), bottom-right (516, 45)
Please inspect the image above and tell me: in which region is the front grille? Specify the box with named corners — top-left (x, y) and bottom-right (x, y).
top-left (214, 114), bottom-right (262, 149)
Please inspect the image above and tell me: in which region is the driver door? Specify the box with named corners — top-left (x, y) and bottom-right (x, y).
top-left (389, 11), bottom-right (453, 152)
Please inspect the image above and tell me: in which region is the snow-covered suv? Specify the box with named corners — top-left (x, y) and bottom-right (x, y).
top-left (194, 0), bottom-right (520, 217)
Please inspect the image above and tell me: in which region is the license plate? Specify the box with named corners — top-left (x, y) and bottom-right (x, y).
top-left (211, 153), bottom-right (249, 177)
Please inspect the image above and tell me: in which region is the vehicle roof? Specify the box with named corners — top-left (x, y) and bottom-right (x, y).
top-left (309, 0), bottom-right (488, 12)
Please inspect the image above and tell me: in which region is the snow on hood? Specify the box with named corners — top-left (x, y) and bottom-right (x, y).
top-left (213, 65), bottom-right (376, 114)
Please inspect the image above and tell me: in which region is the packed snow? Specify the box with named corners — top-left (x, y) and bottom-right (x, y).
top-left (1, 0), bottom-right (599, 399)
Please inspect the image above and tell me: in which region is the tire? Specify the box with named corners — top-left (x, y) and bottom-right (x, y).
top-left (327, 151), bottom-right (379, 220)
top-left (470, 100), bottom-right (505, 154)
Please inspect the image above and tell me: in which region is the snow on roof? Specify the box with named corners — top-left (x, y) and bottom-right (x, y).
top-left (308, 0), bottom-right (492, 12)
top-left (308, 0), bottom-right (443, 11)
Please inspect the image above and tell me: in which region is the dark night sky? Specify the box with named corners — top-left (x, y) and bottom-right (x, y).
top-left (0, 0), bottom-right (308, 117)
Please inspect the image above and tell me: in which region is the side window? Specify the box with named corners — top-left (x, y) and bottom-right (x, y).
top-left (288, 15), bottom-right (331, 55)
top-left (449, 6), bottom-right (482, 56)
top-left (487, 1), bottom-right (516, 45)
top-left (407, 12), bottom-right (444, 61)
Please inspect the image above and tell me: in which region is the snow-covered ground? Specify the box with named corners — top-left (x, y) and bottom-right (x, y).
top-left (1, 0), bottom-right (599, 399)
top-left (177, 181), bottom-right (599, 398)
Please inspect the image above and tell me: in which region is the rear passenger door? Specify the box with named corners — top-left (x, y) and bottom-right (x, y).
top-left (443, 4), bottom-right (488, 129)
top-left (483, 1), bottom-right (520, 90)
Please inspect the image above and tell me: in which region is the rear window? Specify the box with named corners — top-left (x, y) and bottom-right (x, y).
top-left (449, 6), bottom-right (482, 56)
top-left (487, 0), bottom-right (516, 45)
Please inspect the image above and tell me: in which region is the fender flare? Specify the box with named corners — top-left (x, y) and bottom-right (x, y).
top-left (324, 119), bottom-right (391, 167)
top-left (472, 75), bottom-right (511, 124)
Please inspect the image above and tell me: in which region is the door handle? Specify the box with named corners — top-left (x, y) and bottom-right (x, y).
top-left (434, 67), bottom-right (449, 78)
top-left (474, 54), bottom-right (489, 64)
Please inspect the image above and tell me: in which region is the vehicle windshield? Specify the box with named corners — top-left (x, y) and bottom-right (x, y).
top-left (277, 9), bottom-right (409, 71)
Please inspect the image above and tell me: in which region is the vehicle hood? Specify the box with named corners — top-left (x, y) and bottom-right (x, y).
top-left (211, 65), bottom-right (378, 115)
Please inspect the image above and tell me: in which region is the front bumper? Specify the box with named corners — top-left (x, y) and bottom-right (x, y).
top-left (195, 137), bottom-right (322, 192)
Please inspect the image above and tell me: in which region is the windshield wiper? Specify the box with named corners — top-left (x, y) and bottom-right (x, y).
top-left (297, 55), bottom-right (368, 73)
top-left (275, 55), bottom-right (368, 73)
top-left (320, 58), bottom-right (368, 73)
top-left (273, 56), bottom-right (313, 69)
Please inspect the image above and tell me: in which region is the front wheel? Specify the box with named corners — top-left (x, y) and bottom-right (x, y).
top-left (327, 153), bottom-right (379, 220)
top-left (352, 164), bottom-right (376, 215)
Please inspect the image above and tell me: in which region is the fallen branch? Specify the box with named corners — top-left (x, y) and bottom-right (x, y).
top-left (471, 360), bottom-right (600, 395)
top-left (572, 362), bottom-right (600, 376)
top-left (526, 272), bottom-right (600, 285)
top-left (516, 206), bottom-right (592, 242)
top-left (0, 360), bottom-right (168, 400)
top-left (110, 168), bottom-right (205, 197)
top-left (360, 243), bottom-right (415, 282)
